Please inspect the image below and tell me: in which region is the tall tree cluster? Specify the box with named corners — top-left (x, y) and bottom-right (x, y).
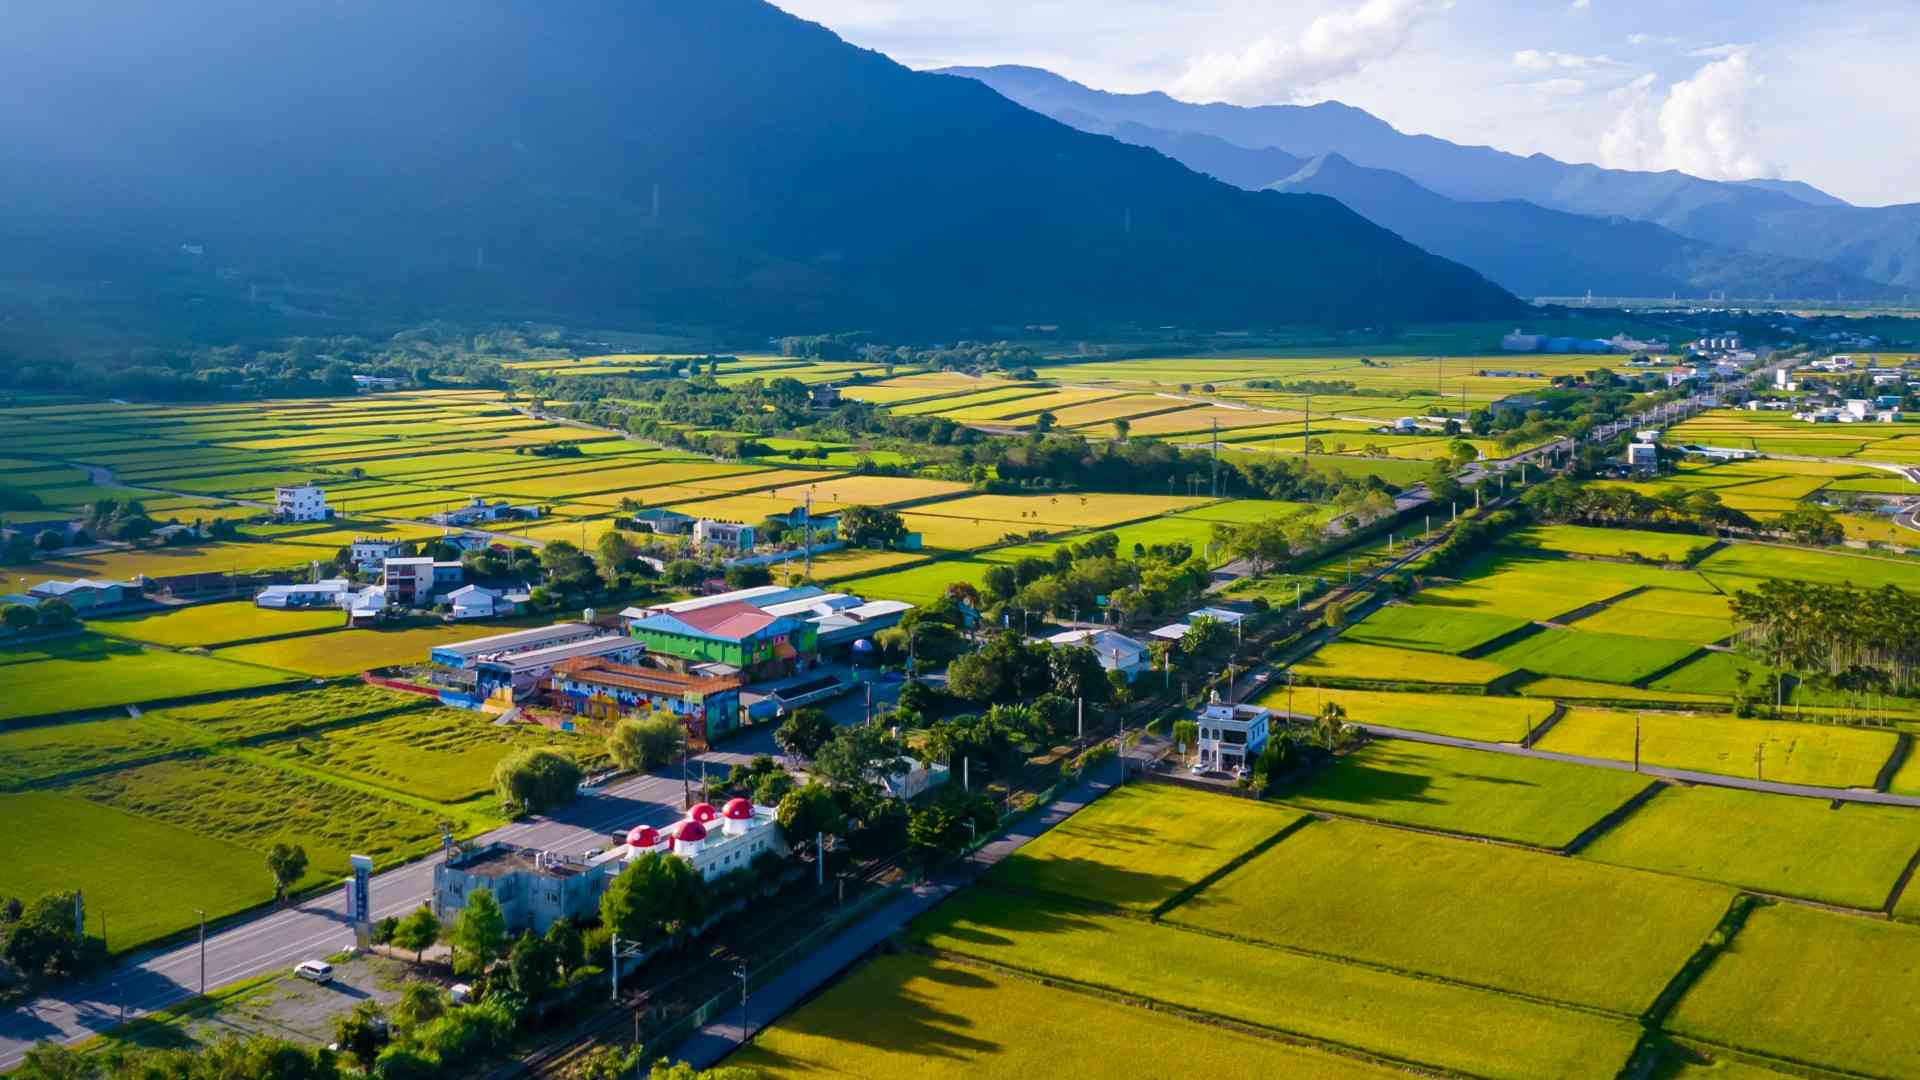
top-left (1729, 580), bottom-right (1920, 713)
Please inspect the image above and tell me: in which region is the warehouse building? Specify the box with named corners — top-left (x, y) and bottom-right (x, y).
top-left (623, 602), bottom-right (817, 682)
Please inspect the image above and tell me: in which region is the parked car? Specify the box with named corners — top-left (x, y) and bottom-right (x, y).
top-left (1189, 760), bottom-right (1207, 775)
top-left (294, 960), bottom-right (333, 984)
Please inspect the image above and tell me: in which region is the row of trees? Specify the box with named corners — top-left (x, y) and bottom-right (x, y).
top-left (1729, 579), bottom-right (1920, 712)
top-left (1522, 476), bottom-right (1849, 547)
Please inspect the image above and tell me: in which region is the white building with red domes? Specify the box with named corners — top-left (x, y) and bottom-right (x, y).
top-left (608, 798), bottom-right (786, 883)
top-left (431, 797), bottom-right (787, 933)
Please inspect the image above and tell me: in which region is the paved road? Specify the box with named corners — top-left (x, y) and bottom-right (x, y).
top-left (1343, 721), bottom-right (1920, 807)
top-left (672, 768), bottom-right (1118, 1068)
top-left (0, 685), bottom-right (891, 1070)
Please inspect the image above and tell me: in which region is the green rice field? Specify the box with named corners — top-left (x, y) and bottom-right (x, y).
top-left (0, 637), bottom-right (299, 723)
top-left (257, 707), bottom-right (603, 804)
top-left (1340, 604), bottom-right (1531, 654)
top-left (0, 792), bottom-right (271, 952)
top-left (1290, 641), bottom-right (1514, 688)
top-left (95, 601), bottom-right (347, 648)
top-left (1279, 738), bottom-right (1653, 847)
top-left (987, 784), bottom-right (1302, 911)
top-left (1165, 817), bottom-right (1735, 1014)
top-left (1484, 628), bottom-right (1700, 685)
top-left (1251, 685), bottom-right (1550, 742)
top-left (1581, 783), bottom-right (1920, 908)
top-left (1667, 903), bottom-right (1920, 1078)
top-left (1511, 524), bottom-right (1717, 563)
top-left (915, 890), bottom-right (1644, 1080)
top-left (68, 754), bottom-right (467, 885)
top-left (732, 953), bottom-right (1406, 1080)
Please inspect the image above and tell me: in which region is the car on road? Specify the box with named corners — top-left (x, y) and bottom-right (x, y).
top-left (294, 960), bottom-right (333, 984)
top-left (1189, 760), bottom-right (1208, 775)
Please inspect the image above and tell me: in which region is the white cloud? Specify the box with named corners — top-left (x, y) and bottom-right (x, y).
top-left (1600, 48), bottom-right (1774, 180)
top-left (1532, 77), bottom-right (1589, 97)
top-left (1569, 0), bottom-right (1591, 10)
top-left (1689, 42), bottom-right (1749, 58)
top-left (1169, 0), bottom-right (1450, 104)
top-left (1513, 48), bottom-right (1617, 71)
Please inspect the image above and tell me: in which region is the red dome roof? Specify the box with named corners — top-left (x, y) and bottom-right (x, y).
top-left (675, 819), bottom-right (708, 843)
top-left (689, 802), bottom-right (718, 823)
top-left (723, 797), bottom-right (753, 820)
top-left (625, 825), bottom-right (659, 848)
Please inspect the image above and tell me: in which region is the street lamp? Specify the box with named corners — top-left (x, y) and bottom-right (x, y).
top-left (735, 961), bottom-right (750, 1040)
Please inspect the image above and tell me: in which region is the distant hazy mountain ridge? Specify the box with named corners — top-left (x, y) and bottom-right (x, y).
top-left (943, 64), bottom-right (1920, 299)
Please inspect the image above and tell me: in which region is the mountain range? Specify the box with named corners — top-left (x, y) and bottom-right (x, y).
top-left (944, 65), bottom-right (1920, 301)
top-left (0, 0), bottom-right (1519, 349)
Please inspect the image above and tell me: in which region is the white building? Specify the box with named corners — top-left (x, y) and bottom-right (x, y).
top-left (1846, 399), bottom-right (1874, 421)
top-left (349, 538), bottom-right (408, 571)
top-left (693, 519), bottom-right (756, 553)
top-left (445, 583), bottom-right (527, 620)
top-left (383, 556), bottom-right (464, 606)
top-left (1195, 700), bottom-right (1271, 774)
top-left (603, 799), bottom-right (787, 883)
top-left (274, 485), bottom-right (330, 522)
top-left (1627, 443), bottom-right (1659, 472)
top-left (255, 578), bottom-right (353, 609)
top-left (1046, 628), bottom-right (1150, 682)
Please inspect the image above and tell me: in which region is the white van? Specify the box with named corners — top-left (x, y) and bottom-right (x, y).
top-left (294, 960), bottom-right (334, 984)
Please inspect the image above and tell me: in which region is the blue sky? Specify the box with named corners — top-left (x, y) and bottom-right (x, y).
top-left (774, 0), bottom-right (1920, 206)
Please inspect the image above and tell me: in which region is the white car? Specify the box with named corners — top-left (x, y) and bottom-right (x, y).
top-left (1189, 760), bottom-right (1208, 775)
top-left (294, 960), bottom-right (333, 984)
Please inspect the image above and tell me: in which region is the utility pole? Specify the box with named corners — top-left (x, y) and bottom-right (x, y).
top-left (1303, 394), bottom-right (1313, 459)
top-left (1076, 697), bottom-right (1083, 739)
top-left (803, 489), bottom-right (813, 578)
top-left (1633, 713), bottom-right (1641, 773)
top-left (1210, 419), bottom-right (1219, 498)
top-left (196, 909), bottom-right (206, 997)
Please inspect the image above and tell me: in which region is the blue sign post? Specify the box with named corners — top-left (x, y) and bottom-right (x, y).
top-left (349, 855), bottom-right (373, 949)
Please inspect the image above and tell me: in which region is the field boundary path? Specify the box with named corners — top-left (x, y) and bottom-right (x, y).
top-left (668, 772), bottom-right (1118, 1069)
top-left (1340, 721), bottom-right (1920, 808)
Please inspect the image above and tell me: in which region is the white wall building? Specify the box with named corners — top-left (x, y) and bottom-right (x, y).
top-left (693, 519), bottom-right (756, 552)
top-left (1046, 628), bottom-right (1150, 682)
top-left (1195, 700), bottom-right (1271, 774)
top-left (349, 538), bottom-right (407, 571)
top-left (603, 799), bottom-right (787, 883)
top-left (274, 485), bottom-right (330, 522)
